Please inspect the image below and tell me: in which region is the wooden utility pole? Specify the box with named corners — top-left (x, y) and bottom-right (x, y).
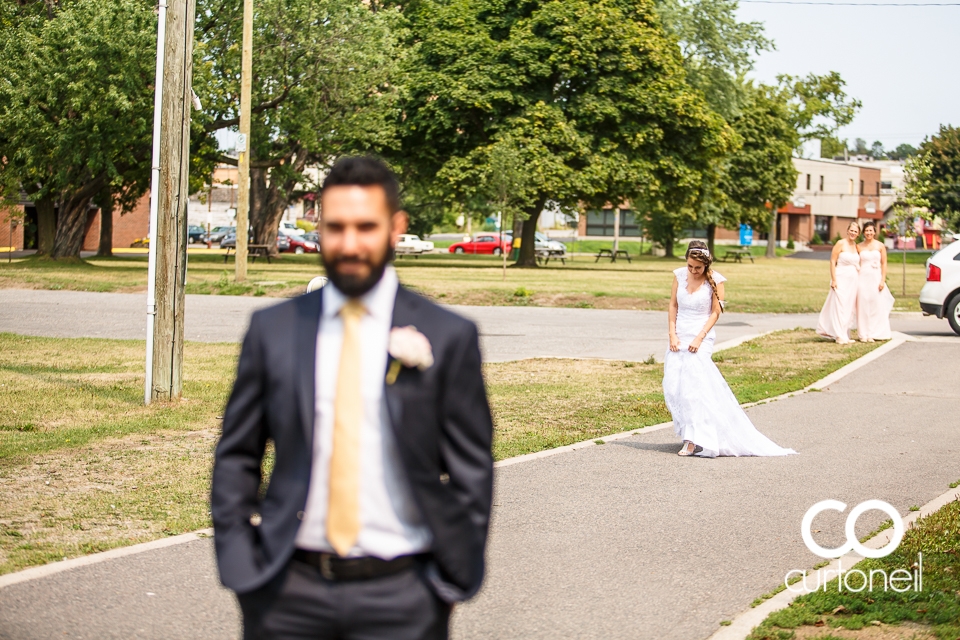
top-left (235, 0), bottom-right (253, 282)
top-left (146, 0), bottom-right (196, 403)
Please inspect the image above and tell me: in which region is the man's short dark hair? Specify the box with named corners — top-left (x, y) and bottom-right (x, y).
top-left (320, 155), bottom-right (401, 214)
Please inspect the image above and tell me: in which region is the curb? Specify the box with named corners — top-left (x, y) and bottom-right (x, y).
top-left (708, 484), bottom-right (960, 640)
top-left (0, 529), bottom-right (213, 591)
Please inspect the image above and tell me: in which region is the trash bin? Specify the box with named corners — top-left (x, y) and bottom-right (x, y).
top-left (510, 237), bottom-right (520, 261)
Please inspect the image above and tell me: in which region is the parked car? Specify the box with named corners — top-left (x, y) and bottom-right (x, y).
top-left (219, 232), bottom-right (249, 249)
top-left (919, 238), bottom-right (960, 335)
top-left (448, 232), bottom-right (511, 255)
top-left (206, 226), bottom-right (235, 244)
top-left (187, 225), bottom-right (206, 243)
top-left (534, 232), bottom-right (567, 258)
top-left (276, 234), bottom-right (291, 253)
top-left (279, 220), bottom-right (305, 237)
top-left (285, 234), bottom-right (319, 254)
top-left (302, 231), bottom-right (319, 244)
top-left (396, 234), bottom-right (435, 255)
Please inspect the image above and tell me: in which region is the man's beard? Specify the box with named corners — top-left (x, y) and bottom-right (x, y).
top-left (321, 247), bottom-right (392, 297)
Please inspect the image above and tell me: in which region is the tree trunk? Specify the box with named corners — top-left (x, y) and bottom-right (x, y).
top-left (35, 195), bottom-right (57, 256)
top-left (515, 198), bottom-right (546, 267)
top-left (664, 236), bottom-right (675, 259)
top-left (250, 167), bottom-right (284, 256)
top-left (97, 189), bottom-right (113, 257)
top-left (706, 223), bottom-right (716, 256)
top-left (50, 194), bottom-right (93, 259)
top-left (765, 209), bottom-right (778, 258)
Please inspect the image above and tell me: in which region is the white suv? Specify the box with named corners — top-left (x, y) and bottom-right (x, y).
top-left (919, 236), bottom-right (960, 335)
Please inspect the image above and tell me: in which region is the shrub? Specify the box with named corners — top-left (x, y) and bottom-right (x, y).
top-left (810, 233), bottom-right (824, 245)
top-left (786, 238), bottom-right (795, 250)
top-left (296, 219), bottom-right (316, 232)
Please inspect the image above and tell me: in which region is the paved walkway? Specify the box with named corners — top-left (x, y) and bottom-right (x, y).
top-left (1, 339), bottom-right (957, 639)
top-left (0, 289), bottom-right (954, 362)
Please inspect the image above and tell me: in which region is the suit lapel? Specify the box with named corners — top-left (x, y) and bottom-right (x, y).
top-left (384, 285), bottom-right (418, 439)
top-left (296, 290), bottom-right (323, 449)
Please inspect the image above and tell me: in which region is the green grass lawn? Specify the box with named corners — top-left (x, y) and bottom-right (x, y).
top-left (0, 329), bottom-right (876, 574)
top-left (747, 495), bottom-right (960, 640)
top-left (0, 251), bottom-right (928, 312)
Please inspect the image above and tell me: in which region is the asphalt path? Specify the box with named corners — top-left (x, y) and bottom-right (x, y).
top-left (0, 339), bottom-right (957, 639)
top-left (0, 289), bottom-right (954, 362)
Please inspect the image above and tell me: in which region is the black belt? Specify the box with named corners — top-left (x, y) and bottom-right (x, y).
top-left (293, 549), bottom-right (423, 581)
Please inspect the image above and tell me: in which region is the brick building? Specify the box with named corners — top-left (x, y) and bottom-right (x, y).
top-left (0, 193), bottom-right (150, 252)
top-left (575, 157), bottom-right (883, 247)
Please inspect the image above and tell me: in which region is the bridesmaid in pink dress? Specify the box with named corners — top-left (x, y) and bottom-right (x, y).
top-left (856, 221), bottom-right (895, 341)
top-left (817, 221), bottom-right (860, 344)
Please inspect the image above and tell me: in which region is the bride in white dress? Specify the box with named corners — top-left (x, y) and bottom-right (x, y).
top-left (663, 241), bottom-right (797, 458)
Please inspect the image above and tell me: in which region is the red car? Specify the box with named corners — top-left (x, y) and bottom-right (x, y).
top-left (284, 233), bottom-right (319, 254)
top-left (448, 233), bottom-right (511, 255)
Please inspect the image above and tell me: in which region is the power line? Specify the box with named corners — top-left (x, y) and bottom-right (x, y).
top-left (741, 1), bottom-right (960, 5)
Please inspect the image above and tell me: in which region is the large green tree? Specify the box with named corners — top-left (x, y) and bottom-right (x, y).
top-left (193, 0), bottom-right (399, 252)
top-left (0, 0), bottom-right (155, 259)
top-left (655, 0), bottom-right (770, 120)
top-left (724, 84), bottom-right (797, 242)
top-left (654, 0), bottom-right (814, 259)
top-left (762, 71), bottom-right (859, 256)
top-left (919, 124), bottom-right (960, 231)
top-left (393, 0), bottom-right (732, 264)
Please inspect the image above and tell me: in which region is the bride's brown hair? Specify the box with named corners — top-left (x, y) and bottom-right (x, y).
top-left (685, 240), bottom-right (723, 313)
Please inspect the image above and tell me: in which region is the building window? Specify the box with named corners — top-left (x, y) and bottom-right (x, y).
top-left (860, 180), bottom-right (864, 196)
top-left (806, 174), bottom-right (811, 190)
top-left (819, 175), bottom-right (824, 191)
top-left (849, 179), bottom-right (854, 195)
top-left (875, 182), bottom-right (880, 196)
top-left (585, 209), bottom-right (641, 237)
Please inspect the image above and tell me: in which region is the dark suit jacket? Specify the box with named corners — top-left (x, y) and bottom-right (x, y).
top-left (211, 285), bottom-right (494, 602)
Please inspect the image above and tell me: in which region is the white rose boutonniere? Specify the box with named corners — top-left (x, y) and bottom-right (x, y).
top-left (386, 326), bottom-right (434, 384)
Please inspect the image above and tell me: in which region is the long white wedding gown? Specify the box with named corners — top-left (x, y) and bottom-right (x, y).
top-left (662, 267), bottom-right (797, 458)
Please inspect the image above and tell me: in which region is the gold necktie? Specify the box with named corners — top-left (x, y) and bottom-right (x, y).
top-left (327, 299), bottom-right (365, 556)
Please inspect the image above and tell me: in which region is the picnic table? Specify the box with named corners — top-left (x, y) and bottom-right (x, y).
top-left (719, 246), bottom-right (754, 263)
top-left (594, 248), bottom-right (631, 263)
top-left (223, 244), bottom-right (273, 263)
top-left (536, 249), bottom-right (566, 266)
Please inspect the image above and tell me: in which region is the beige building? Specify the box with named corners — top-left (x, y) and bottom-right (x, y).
top-left (715, 157), bottom-right (884, 245)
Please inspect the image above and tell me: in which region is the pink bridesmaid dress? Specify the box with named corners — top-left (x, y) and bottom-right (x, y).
top-left (817, 251), bottom-right (859, 342)
top-left (856, 249), bottom-right (894, 340)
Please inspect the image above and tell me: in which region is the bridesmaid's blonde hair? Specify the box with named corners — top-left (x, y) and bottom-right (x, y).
top-left (685, 240), bottom-right (723, 313)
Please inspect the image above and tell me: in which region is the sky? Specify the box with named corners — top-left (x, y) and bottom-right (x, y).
top-left (735, 0), bottom-right (960, 151)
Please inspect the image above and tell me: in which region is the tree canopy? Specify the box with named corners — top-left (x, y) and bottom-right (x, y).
top-left (919, 124), bottom-right (960, 231)
top-left (192, 0), bottom-right (399, 250)
top-left (0, 0), bottom-right (156, 258)
top-left (393, 0), bottom-right (732, 264)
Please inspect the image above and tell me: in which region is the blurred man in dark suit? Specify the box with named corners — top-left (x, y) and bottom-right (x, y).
top-left (211, 156), bottom-right (494, 639)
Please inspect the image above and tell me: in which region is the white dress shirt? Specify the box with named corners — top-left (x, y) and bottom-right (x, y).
top-left (295, 265), bottom-right (433, 558)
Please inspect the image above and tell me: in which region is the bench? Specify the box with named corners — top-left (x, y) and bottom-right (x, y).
top-left (719, 247), bottom-right (754, 264)
top-left (223, 244), bottom-right (273, 263)
top-left (594, 248), bottom-right (631, 263)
